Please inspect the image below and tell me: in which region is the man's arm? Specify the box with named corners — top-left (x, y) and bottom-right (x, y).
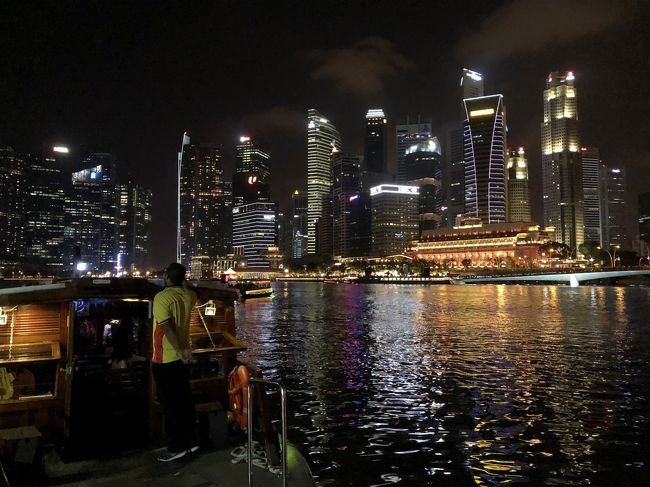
top-left (160, 319), bottom-right (192, 364)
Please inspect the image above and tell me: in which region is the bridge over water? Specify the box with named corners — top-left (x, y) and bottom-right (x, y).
top-left (457, 270), bottom-right (650, 287)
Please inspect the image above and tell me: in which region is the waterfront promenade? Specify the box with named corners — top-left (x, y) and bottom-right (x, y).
top-left (278, 269), bottom-right (650, 286)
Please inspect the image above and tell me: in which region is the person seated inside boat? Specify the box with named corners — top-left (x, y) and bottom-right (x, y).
top-left (109, 315), bottom-right (133, 369)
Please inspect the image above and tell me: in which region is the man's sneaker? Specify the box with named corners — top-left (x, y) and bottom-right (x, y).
top-left (157, 449), bottom-right (187, 462)
top-left (189, 445), bottom-right (200, 453)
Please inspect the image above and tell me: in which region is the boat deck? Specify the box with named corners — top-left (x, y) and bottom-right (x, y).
top-left (10, 439), bottom-right (313, 487)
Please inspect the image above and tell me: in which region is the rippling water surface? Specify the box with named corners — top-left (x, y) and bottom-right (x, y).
top-left (236, 283), bottom-right (650, 486)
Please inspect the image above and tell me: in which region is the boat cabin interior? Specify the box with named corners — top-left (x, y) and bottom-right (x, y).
top-left (0, 278), bottom-right (242, 460)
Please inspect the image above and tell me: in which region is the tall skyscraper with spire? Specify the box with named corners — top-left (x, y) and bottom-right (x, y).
top-left (541, 71), bottom-right (584, 248)
top-left (506, 147), bottom-right (531, 222)
top-left (307, 109), bottom-right (341, 254)
top-left (463, 94), bottom-right (507, 224)
top-left (364, 109), bottom-right (387, 174)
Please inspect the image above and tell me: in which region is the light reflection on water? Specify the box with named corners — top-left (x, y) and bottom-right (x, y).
top-left (236, 283), bottom-right (650, 486)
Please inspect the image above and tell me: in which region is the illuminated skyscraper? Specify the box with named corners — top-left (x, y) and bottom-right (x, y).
top-left (233, 136), bottom-right (271, 207)
top-left (331, 152), bottom-right (361, 257)
top-left (396, 116), bottom-right (432, 183)
top-left (370, 184), bottom-right (419, 257)
top-left (116, 182), bottom-right (152, 273)
top-left (581, 147), bottom-right (607, 245)
top-left (506, 148), bottom-right (531, 223)
top-left (541, 71), bottom-right (584, 248)
top-left (605, 166), bottom-right (628, 249)
top-left (24, 148), bottom-right (69, 273)
top-left (639, 192), bottom-right (650, 250)
top-left (179, 144), bottom-right (226, 267)
top-left (464, 94), bottom-right (507, 224)
top-left (232, 202), bottom-right (277, 267)
top-left (448, 69), bottom-right (485, 226)
top-left (235, 136), bottom-right (271, 183)
top-left (291, 190), bottom-right (308, 258)
top-left (0, 146), bottom-right (25, 267)
top-left (66, 154), bottom-right (118, 273)
top-left (404, 135), bottom-right (443, 234)
top-left (461, 68), bottom-right (484, 99)
top-left (307, 109), bottom-right (341, 254)
top-left (364, 109), bottom-right (387, 174)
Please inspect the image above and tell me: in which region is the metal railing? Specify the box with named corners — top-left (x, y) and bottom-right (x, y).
top-left (247, 378), bottom-right (288, 487)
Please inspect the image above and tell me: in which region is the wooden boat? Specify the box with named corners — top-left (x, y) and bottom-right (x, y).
top-left (0, 278), bottom-right (313, 486)
top-left (234, 280), bottom-right (273, 300)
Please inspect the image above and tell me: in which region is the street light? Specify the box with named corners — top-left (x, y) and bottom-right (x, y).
top-left (597, 245), bottom-right (620, 269)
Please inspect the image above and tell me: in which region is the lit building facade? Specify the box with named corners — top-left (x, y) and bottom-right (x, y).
top-left (370, 184), bottom-right (419, 257)
top-left (291, 190), bottom-right (308, 258)
top-left (331, 152), bottom-right (361, 257)
top-left (396, 116), bottom-right (432, 183)
top-left (639, 192), bottom-right (650, 251)
top-left (222, 181), bottom-right (233, 252)
top-left (461, 68), bottom-right (484, 99)
top-left (0, 146), bottom-right (25, 267)
top-left (506, 147), bottom-right (531, 223)
top-left (233, 136), bottom-right (271, 207)
top-left (447, 69), bottom-right (485, 228)
top-left (541, 71), bottom-right (584, 248)
top-left (464, 94), bottom-right (507, 224)
top-left (409, 222), bottom-right (555, 268)
top-left (116, 182), bottom-right (152, 273)
top-left (65, 154), bottom-right (118, 273)
top-left (347, 191), bottom-right (372, 257)
top-left (605, 166), bottom-right (628, 249)
top-left (404, 136), bottom-right (443, 234)
top-left (23, 150), bottom-right (68, 273)
top-left (581, 147), bottom-right (607, 246)
top-left (364, 109), bottom-right (388, 174)
top-left (307, 109), bottom-right (341, 254)
top-left (179, 144), bottom-right (226, 267)
top-left (232, 202), bottom-right (277, 268)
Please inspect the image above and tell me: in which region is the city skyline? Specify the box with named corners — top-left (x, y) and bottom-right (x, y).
top-left (2, 1), bottom-right (649, 267)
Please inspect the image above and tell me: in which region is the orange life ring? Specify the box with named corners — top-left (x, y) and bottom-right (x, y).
top-left (228, 365), bottom-right (251, 431)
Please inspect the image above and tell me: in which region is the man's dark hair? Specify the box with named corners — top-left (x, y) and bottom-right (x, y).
top-left (165, 262), bottom-right (186, 285)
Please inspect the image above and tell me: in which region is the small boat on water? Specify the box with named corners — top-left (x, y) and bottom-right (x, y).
top-left (0, 278), bottom-right (313, 486)
top-left (233, 280), bottom-right (273, 300)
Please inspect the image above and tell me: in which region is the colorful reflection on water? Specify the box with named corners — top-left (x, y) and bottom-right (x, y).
top-left (236, 283), bottom-right (650, 486)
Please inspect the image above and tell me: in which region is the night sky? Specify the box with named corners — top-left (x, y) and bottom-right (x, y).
top-left (2, 1), bottom-right (649, 268)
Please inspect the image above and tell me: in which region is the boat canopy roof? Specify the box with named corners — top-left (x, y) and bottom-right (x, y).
top-left (0, 278), bottom-right (238, 307)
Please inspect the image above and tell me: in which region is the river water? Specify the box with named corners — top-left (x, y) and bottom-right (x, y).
top-left (236, 282), bottom-right (650, 486)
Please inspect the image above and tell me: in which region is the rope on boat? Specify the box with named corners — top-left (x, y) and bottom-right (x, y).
top-left (195, 303), bottom-right (217, 349)
top-left (230, 441), bottom-right (281, 475)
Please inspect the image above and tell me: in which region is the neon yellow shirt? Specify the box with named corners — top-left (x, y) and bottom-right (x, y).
top-left (152, 286), bottom-right (197, 364)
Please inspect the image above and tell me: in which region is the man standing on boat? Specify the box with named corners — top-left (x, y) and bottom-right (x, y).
top-left (152, 262), bottom-right (198, 462)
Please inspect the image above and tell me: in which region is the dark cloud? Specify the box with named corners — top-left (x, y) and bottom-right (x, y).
top-left (455, 0), bottom-right (631, 63)
top-left (245, 106), bottom-right (306, 136)
top-left (306, 37), bottom-right (414, 96)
